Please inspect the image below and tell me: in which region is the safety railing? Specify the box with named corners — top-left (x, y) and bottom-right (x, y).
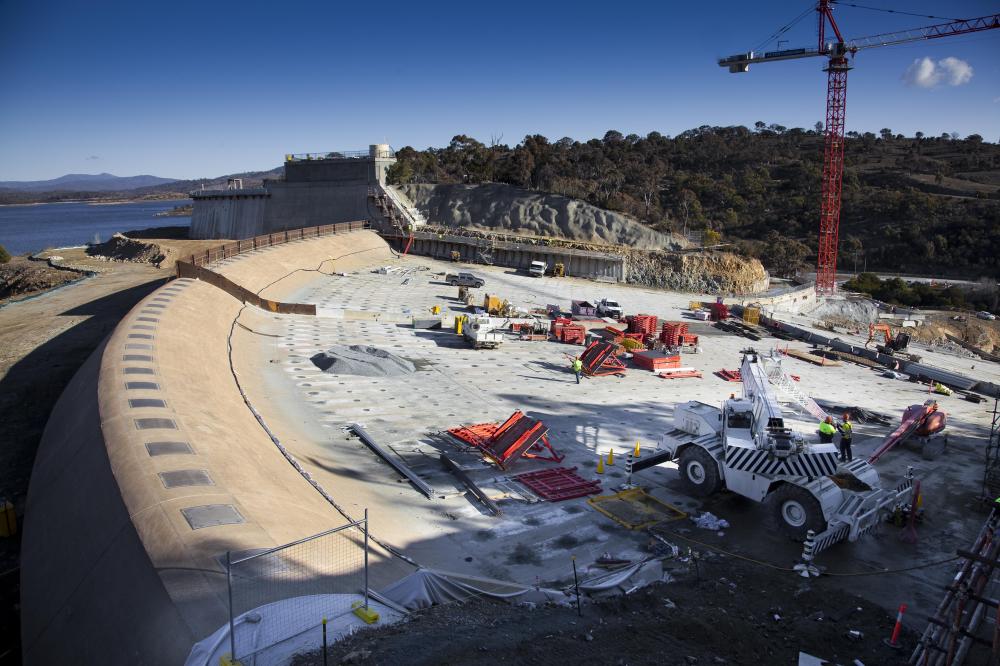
top-left (182, 220), bottom-right (369, 269)
top-left (285, 149), bottom-right (394, 161)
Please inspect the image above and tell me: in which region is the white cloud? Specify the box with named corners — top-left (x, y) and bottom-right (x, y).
top-left (903, 56), bottom-right (973, 88)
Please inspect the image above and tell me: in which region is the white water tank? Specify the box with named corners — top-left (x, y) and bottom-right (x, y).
top-left (370, 143), bottom-right (392, 158)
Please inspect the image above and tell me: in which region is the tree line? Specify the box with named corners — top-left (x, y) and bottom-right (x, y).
top-left (387, 127), bottom-right (1000, 280)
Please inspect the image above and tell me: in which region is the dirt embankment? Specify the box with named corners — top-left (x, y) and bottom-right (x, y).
top-left (86, 233), bottom-right (166, 266)
top-left (0, 257), bottom-right (81, 301)
top-left (399, 183), bottom-right (686, 250)
top-left (912, 316), bottom-right (1000, 354)
top-left (627, 250), bottom-right (768, 295)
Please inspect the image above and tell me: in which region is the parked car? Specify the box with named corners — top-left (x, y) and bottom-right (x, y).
top-left (596, 298), bottom-right (624, 318)
top-left (976, 311), bottom-right (997, 320)
top-left (446, 272), bottom-right (485, 288)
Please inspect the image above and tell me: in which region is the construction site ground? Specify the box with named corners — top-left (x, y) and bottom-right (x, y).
top-left (296, 555), bottom-right (915, 665)
top-left (226, 253), bottom-right (999, 658)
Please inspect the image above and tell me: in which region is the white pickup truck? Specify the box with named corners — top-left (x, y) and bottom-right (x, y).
top-left (596, 299), bottom-right (623, 318)
top-left (529, 261), bottom-right (546, 277)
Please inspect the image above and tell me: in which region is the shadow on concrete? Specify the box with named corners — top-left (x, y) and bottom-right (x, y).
top-left (412, 331), bottom-right (468, 349)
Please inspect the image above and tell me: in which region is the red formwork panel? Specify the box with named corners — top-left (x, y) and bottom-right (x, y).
top-left (632, 351), bottom-right (681, 372)
top-left (580, 340), bottom-right (627, 377)
top-left (715, 369), bottom-right (742, 382)
top-left (447, 411), bottom-right (564, 469)
top-left (512, 467), bottom-right (601, 501)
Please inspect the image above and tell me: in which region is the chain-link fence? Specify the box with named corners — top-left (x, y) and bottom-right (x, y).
top-left (225, 513), bottom-right (371, 663)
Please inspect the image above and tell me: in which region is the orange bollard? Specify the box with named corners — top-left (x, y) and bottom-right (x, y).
top-left (883, 603), bottom-right (907, 649)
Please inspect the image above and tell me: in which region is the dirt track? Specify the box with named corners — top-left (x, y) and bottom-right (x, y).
top-left (294, 554), bottom-right (913, 666)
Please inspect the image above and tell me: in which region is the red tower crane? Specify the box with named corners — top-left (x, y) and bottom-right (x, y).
top-left (719, 2), bottom-right (999, 295)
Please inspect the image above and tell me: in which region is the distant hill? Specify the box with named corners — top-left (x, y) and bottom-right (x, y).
top-left (0, 172), bottom-right (178, 192)
top-left (0, 167), bottom-right (283, 204)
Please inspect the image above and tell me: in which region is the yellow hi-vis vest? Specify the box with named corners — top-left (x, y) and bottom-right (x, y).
top-left (819, 421), bottom-right (836, 436)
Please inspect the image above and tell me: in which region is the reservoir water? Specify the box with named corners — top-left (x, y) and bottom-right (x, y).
top-left (0, 200), bottom-right (191, 256)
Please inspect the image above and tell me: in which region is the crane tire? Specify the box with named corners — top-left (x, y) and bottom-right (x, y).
top-left (770, 484), bottom-right (827, 540)
top-left (678, 447), bottom-right (723, 497)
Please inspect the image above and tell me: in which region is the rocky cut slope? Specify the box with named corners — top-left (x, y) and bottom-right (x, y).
top-left (398, 183), bottom-right (685, 250)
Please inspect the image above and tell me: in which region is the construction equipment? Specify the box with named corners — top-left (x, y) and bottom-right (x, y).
top-left (866, 323), bottom-right (910, 356)
top-left (450, 250), bottom-right (461, 262)
top-left (579, 340), bottom-right (627, 377)
top-left (641, 349), bottom-right (914, 552)
top-left (552, 262), bottom-right (565, 277)
top-left (719, 2), bottom-right (999, 295)
top-left (571, 300), bottom-right (598, 317)
top-left (447, 411), bottom-right (563, 469)
top-left (463, 315), bottom-right (504, 349)
top-left (868, 400), bottom-right (947, 464)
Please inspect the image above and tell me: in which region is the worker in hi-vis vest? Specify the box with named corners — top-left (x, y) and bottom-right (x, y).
top-left (837, 413), bottom-right (854, 462)
top-left (572, 357), bottom-right (583, 383)
top-left (819, 416), bottom-right (836, 443)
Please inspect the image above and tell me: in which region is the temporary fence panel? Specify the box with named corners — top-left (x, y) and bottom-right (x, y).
top-left (225, 515), bottom-right (371, 663)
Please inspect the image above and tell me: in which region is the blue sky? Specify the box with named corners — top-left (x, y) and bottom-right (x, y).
top-left (0, 0), bottom-right (997, 180)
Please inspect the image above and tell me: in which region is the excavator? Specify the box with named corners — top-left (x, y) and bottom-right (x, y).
top-left (866, 323), bottom-right (914, 358)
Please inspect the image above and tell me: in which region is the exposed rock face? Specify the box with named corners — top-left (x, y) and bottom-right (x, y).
top-left (625, 250), bottom-right (768, 295)
top-left (398, 183), bottom-right (683, 250)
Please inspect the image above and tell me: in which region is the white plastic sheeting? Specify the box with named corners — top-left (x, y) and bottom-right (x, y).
top-left (379, 562), bottom-right (669, 610)
top-left (185, 594), bottom-right (402, 666)
top-left (379, 568), bottom-right (573, 610)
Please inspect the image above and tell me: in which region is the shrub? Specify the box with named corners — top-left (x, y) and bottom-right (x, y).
top-left (0, 244), bottom-right (10, 264)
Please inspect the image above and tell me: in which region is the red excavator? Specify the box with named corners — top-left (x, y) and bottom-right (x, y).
top-left (869, 400), bottom-right (948, 463)
top-left (866, 323), bottom-right (912, 357)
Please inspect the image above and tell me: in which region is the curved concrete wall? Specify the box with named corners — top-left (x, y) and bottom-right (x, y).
top-left (21, 231), bottom-right (400, 664)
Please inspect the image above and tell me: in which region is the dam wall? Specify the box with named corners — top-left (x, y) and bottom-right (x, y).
top-left (190, 147), bottom-right (395, 240)
top-left (20, 230), bottom-right (405, 664)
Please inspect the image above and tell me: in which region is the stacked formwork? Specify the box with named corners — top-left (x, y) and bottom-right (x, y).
top-left (660, 322), bottom-right (700, 348)
top-left (628, 314), bottom-right (658, 336)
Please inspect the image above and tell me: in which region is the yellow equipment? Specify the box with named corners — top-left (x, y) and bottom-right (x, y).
top-left (483, 294), bottom-right (502, 314)
top-left (552, 263), bottom-right (566, 277)
top-left (450, 250), bottom-right (461, 262)
top-left (743, 306), bottom-right (761, 325)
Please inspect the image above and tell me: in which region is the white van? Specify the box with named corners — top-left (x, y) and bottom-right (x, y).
top-left (529, 260), bottom-right (546, 277)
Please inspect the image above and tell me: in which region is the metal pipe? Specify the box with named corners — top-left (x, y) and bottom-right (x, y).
top-left (227, 551), bottom-right (236, 662)
top-left (364, 508), bottom-right (370, 611)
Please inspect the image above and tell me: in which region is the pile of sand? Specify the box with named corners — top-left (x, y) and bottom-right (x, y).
top-left (398, 183), bottom-right (684, 250)
top-left (86, 234), bottom-right (166, 266)
top-left (310, 345), bottom-right (415, 376)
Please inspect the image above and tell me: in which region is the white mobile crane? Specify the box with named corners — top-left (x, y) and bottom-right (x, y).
top-left (636, 349), bottom-right (913, 552)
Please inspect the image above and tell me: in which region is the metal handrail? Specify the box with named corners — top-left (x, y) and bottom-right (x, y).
top-left (182, 220), bottom-right (370, 269)
top-left (285, 149), bottom-right (395, 161)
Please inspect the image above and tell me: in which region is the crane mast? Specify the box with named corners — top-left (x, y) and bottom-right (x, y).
top-left (718, 4), bottom-right (1000, 296)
